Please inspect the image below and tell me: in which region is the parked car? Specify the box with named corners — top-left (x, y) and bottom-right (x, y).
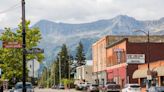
top-left (38, 85), bottom-right (44, 89)
top-left (10, 82), bottom-right (34, 92)
top-left (122, 84), bottom-right (141, 92)
top-left (99, 84), bottom-right (106, 92)
top-left (75, 83), bottom-right (84, 90)
top-left (148, 86), bottom-right (164, 92)
top-left (83, 82), bottom-right (92, 90)
top-left (51, 85), bottom-right (57, 89)
top-left (87, 84), bottom-right (99, 92)
top-left (58, 84), bottom-right (64, 89)
top-left (105, 83), bottom-right (121, 92)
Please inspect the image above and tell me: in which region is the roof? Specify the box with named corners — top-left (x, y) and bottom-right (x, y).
top-left (106, 38), bottom-right (128, 49)
top-left (107, 35), bottom-right (164, 46)
top-left (106, 35), bottom-right (164, 49)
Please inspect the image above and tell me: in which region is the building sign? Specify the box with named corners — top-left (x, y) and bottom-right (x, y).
top-left (113, 48), bottom-right (123, 52)
top-left (3, 41), bottom-right (22, 48)
top-left (126, 54), bottom-right (145, 64)
top-left (113, 48), bottom-right (123, 63)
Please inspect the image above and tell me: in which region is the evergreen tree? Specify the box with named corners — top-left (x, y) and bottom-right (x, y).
top-left (75, 42), bottom-right (86, 66)
top-left (58, 44), bottom-right (69, 79)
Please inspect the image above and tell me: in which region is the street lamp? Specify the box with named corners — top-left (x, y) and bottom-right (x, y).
top-left (43, 61), bottom-right (50, 88)
top-left (58, 54), bottom-right (64, 85)
top-left (135, 30), bottom-right (151, 91)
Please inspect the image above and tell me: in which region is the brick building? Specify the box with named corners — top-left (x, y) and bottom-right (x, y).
top-left (92, 35), bottom-right (164, 87)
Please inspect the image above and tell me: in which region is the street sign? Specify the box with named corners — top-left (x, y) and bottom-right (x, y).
top-left (147, 75), bottom-right (152, 80)
top-left (3, 41), bottom-right (22, 48)
top-left (26, 48), bottom-right (44, 54)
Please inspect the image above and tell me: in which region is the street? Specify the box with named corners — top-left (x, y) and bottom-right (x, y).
top-left (34, 88), bottom-right (81, 92)
top-left (5, 88), bottom-right (81, 92)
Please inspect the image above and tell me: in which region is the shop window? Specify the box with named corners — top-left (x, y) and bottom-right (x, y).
top-left (161, 76), bottom-right (164, 86)
top-left (141, 78), bottom-right (146, 87)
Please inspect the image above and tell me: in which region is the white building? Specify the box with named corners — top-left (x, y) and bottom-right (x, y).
top-left (27, 59), bottom-right (40, 78)
top-left (74, 60), bottom-right (94, 84)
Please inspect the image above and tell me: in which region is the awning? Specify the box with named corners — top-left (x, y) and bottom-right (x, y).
top-left (133, 68), bottom-right (148, 79)
top-left (154, 66), bottom-right (164, 76)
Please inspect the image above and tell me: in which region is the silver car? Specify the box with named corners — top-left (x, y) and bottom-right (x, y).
top-left (10, 82), bottom-right (34, 92)
top-left (122, 84), bottom-right (141, 92)
top-left (87, 84), bottom-right (99, 92)
top-left (148, 86), bottom-right (164, 92)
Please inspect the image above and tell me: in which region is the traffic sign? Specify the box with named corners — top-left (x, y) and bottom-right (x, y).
top-left (3, 41), bottom-right (22, 48)
top-left (26, 48), bottom-right (44, 54)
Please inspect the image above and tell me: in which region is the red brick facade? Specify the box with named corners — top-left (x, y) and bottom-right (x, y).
top-left (92, 36), bottom-right (164, 87)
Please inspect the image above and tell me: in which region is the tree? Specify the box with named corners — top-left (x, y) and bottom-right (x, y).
top-left (0, 21), bottom-right (44, 85)
top-left (59, 44), bottom-right (69, 79)
top-left (75, 42), bottom-right (86, 66)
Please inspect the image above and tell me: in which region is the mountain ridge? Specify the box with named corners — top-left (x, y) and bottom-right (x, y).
top-left (1, 15), bottom-right (164, 62)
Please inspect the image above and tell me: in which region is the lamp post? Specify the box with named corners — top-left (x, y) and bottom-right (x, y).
top-left (135, 30), bottom-right (151, 91)
top-left (21, 0), bottom-right (26, 92)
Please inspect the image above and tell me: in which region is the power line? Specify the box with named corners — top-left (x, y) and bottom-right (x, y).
top-left (0, 3), bottom-right (21, 14)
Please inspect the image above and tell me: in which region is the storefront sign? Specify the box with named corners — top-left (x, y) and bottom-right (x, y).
top-left (126, 54), bottom-right (145, 64)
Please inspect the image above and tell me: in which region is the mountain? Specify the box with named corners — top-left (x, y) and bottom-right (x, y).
top-left (1, 15), bottom-right (164, 63)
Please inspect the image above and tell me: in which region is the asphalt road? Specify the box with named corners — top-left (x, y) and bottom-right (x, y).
top-left (34, 88), bottom-right (82, 92)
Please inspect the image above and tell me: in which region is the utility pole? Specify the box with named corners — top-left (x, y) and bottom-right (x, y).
top-left (21, 0), bottom-right (26, 92)
top-left (32, 59), bottom-right (35, 85)
top-left (53, 62), bottom-right (55, 85)
top-left (135, 30), bottom-right (151, 92)
top-left (59, 55), bottom-right (61, 85)
top-left (68, 56), bottom-right (71, 89)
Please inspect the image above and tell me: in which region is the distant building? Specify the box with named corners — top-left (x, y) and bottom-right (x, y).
top-left (74, 60), bottom-right (94, 84)
top-left (27, 59), bottom-right (40, 78)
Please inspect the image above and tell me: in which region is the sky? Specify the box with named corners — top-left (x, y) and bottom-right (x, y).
top-left (0, 0), bottom-right (164, 28)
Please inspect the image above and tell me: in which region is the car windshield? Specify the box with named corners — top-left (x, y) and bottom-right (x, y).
top-left (106, 82), bottom-right (116, 84)
top-left (15, 83), bottom-right (33, 89)
top-left (130, 85), bottom-right (140, 88)
top-left (92, 84), bottom-right (98, 87)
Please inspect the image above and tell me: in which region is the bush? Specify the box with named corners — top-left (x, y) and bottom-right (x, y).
top-left (61, 79), bottom-right (74, 88)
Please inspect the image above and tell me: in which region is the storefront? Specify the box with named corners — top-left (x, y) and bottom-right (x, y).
top-left (107, 63), bottom-right (127, 87)
top-left (133, 60), bottom-right (164, 92)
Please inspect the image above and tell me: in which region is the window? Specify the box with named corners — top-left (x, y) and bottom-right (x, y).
top-left (141, 78), bottom-right (146, 87)
top-left (161, 76), bottom-right (164, 86)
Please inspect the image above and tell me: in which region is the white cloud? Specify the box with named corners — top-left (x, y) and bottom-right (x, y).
top-left (0, 0), bottom-right (164, 28)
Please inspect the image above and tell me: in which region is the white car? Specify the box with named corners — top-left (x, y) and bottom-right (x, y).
top-left (122, 84), bottom-right (141, 92)
top-left (87, 84), bottom-right (99, 92)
